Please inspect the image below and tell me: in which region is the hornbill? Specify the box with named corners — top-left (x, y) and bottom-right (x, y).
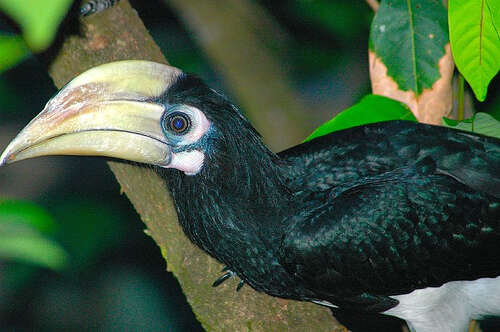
top-left (1, 61), bottom-right (500, 332)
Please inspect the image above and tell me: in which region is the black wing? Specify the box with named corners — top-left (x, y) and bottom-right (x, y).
top-left (277, 121), bottom-right (500, 312)
top-left (280, 120), bottom-right (500, 198)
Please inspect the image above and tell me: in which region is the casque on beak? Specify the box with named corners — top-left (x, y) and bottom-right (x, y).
top-left (0, 60), bottom-right (182, 167)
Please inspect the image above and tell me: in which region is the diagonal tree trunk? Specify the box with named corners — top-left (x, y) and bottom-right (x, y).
top-left (45, 1), bottom-right (340, 331)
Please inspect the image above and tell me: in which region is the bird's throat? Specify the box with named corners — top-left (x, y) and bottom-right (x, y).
top-left (159, 144), bottom-right (292, 276)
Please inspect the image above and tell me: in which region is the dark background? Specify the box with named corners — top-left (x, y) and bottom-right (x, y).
top-left (0, 0), bottom-right (498, 331)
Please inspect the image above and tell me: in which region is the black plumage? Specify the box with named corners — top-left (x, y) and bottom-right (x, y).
top-left (3, 61), bottom-right (500, 331)
top-left (157, 74), bottom-right (500, 313)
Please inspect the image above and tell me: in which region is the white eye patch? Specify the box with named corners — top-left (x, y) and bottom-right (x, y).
top-left (169, 105), bottom-right (211, 146)
top-left (161, 105), bottom-right (210, 175)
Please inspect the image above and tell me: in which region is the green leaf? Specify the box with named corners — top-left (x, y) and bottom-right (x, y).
top-left (0, 0), bottom-right (72, 51)
top-left (449, 0), bottom-right (500, 101)
top-left (370, 0), bottom-right (448, 94)
top-left (442, 112), bottom-right (500, 138)
top-left (305, 94), bottom-right (416, 141)
top-left (0, 200), bottom-right (56, 234)
top-left (0, 200), bottom-right (67, 270)
top-left (0, 222), bottom-right (68, 270)
top-left (0, 34), bottom-right (30, 73)
top-left (486, 0), bottom-right (500, 40)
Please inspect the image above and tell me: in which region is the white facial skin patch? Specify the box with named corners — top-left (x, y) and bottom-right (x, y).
top-left (160, 105), bottom-right (211, 175)
top-left (173, 105), bottom-right (211, 146)
top-left (166, 150), bottom-right (205, 175)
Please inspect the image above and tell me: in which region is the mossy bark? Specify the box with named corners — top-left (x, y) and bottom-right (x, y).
top-left (45, 1), bottom-right (340, 331)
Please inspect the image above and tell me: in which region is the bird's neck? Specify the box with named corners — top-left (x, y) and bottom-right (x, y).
top-left (162, 140), bottom-right (293, 278)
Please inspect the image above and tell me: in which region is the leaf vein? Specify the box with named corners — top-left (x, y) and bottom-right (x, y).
top-left (480, 0), bottom-right (485, 65)
top-left (406, 0), bottom-right (418, 93)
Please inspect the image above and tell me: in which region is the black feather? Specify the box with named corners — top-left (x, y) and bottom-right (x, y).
top-left (153, 74), bottom-right (500, 314)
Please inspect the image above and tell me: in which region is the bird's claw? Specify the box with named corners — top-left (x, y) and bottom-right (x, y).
top-left (236, 279), bottom-right (245, 291)
top-left (212, 266), bottom-right (245, 291)
top-left (212, 266), bottom-right (236, 287)
top-left (80, 0), bottom-right (120, 17)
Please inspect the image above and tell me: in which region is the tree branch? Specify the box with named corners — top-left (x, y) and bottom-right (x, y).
top-left (45, 1), bottom-right (340, 331)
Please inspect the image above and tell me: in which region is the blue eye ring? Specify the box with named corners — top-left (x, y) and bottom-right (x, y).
top-left (163, 111), bottom-right (191, 135)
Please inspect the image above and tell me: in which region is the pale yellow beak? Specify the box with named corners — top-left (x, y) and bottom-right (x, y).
top-left (1, 60), bottom-right (182, 167)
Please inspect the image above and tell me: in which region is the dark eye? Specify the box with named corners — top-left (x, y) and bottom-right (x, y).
top-left (165, 112), bottom-right (191, 135)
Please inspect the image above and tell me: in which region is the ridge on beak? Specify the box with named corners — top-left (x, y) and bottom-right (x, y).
top-left (1, 60), bottom-right (182, 167)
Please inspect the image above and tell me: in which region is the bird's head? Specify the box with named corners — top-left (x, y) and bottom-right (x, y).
top-left (0, 60), bottom-right (274, 180)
